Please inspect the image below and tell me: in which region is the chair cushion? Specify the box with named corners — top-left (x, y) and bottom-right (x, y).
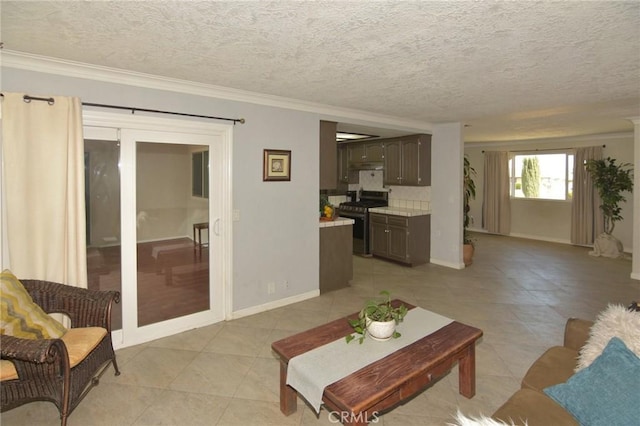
top-left (0, 360), bottom-right (18, 381)
top-left (521, 346), bottom-right (578, 392)
top-left (544, 337), bottom-right (640, 426)
top-left (492, 388), bottom-right (578, 426)
top-left (62, 327), bottom-right (108, 368)
top-left (0, 270), bottom-right (67, 339)
top-left (0, 326), bottom-right (107, 381)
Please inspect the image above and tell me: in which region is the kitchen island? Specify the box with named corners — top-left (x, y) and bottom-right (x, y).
top-left (319, 217), bottom-right (354, 294)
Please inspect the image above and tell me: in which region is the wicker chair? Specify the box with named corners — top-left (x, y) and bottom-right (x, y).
top-left (1, 279), bottom-right (120, 426)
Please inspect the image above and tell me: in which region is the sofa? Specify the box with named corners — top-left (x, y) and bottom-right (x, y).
top-left (490, 318), bottom-right (591, 425)
top-left (489, 303), bottom-right (639, 426)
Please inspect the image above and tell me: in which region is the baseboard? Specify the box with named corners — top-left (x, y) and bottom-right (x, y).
top-left (506, 232), bottom-right (571, 246)
top-left (631, 272), bottom-right (640, 281)
top-left (508, 232), bottom-right (632, 254)
top-left (430, 258), bottom-right (465, 270)
top-left (231, 289), bottom-right (320, 320)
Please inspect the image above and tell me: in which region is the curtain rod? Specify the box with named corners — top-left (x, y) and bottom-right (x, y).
top-left (482, 145), bottom-right (605, 154)
top-left (1, 93), bottom-right (246, 125)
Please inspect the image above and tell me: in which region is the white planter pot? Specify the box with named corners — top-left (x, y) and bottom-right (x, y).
top-left (366, 317), bottom-right (396, 341)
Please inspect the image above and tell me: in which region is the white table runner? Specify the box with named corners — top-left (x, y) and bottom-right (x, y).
top-left (286, 307), bottom-right (453, 413)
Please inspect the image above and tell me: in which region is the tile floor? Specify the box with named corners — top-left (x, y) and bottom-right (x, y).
top-left (2, 233), bottom-right (639, 425)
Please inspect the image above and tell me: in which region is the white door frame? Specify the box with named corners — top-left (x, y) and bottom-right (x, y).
top-left (83, 111), bottom-right (233, 349)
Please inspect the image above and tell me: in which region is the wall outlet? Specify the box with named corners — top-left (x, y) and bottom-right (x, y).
top-left (267, 282), bottom-right (276, 294)
top-left (233, 210), bottom-right (240, 221)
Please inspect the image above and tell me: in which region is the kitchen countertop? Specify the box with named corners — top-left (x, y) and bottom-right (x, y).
top-left (369, 206), bottom-right (431, 217)
top-left (319, 217), bottom-right (355, 228)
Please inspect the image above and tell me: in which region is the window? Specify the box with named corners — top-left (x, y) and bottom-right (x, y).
top-left (192, 150), bottom-right (209, 198)
top-left (509, 152), bottom-right (574, 200)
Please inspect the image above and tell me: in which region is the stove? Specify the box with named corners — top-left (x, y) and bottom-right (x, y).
top-left (339, 191), bottom-right (389, 213)
top-left (338, 190), bottom-right (388, 255)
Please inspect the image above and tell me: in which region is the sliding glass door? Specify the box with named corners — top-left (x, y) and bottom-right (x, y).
top-left (85, 136), bottom-right (122, 331)
top-left (84, 112), bottom-right (232, 348)
top-left (135, 142), bottom-right (210, 327)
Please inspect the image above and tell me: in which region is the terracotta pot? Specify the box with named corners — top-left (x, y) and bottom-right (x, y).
top-left (463, 244), bottom-right (474, 266)
top-left (365, 317), bottom-right (396, 341)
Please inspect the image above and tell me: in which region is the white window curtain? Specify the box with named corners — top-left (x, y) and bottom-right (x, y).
top-left (571, 146), bottom-right (604, 246)
top-left (482, 151), bottom-right (511, 235)
top-left (1, 92), bottom-right (87, 288)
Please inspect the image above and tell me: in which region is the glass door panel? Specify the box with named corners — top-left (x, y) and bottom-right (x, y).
top-left (85, 138), bottom-right (122, 331)
top-left (135, 142), bottom-right (210, 327)
top-left (83, 113), bottom-right (230, 348)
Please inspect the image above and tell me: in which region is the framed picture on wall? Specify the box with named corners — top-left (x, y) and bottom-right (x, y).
top-left (263, 149), bottom-right (291, 181)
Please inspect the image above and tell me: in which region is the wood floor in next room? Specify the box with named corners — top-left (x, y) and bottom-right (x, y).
top-left (86, 237), bottom-right (209, 329)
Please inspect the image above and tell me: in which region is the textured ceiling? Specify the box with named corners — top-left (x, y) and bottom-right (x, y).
top-left (2, 1), bottom-right (639, 142)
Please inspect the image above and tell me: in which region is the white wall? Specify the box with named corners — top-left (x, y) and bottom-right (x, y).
top-left (431, 123), bottom-right (464, 268)
top-left (632, 119), bottom-right (640, 279)
top-left (465, 133), bottom-right (635, 252)
top-left (1, 67), bottom-right (320, 312)
top-left (136, 143), bottom-right (191, 242)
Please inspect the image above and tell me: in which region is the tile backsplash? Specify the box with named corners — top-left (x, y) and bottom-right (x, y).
top-left (357, 170), bottom-right (384, 191)
top-left (388, 185), bottom-right (431, 210)
top-left (343, 170), bottom-right (431, 211)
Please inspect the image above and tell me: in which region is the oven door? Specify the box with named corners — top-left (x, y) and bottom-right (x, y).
top-left (339, 211), bottom-right (366, 255)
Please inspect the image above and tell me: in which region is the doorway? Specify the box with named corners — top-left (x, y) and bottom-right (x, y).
top-left (83, 112), bottom-right (232, 348)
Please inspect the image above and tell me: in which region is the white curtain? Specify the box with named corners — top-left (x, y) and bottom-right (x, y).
top-left (482, 151), bottom-right (511, 235)
top-left (1, 92), bottom-right (87, 288)
top-left (571, 146), bottom-right (604, 245)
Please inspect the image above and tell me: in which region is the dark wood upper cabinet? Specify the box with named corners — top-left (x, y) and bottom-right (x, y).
top-left (319, 120), bottom-right (338, 189)
top-left (383, 134), bottom-right (431, 186)
top-left (348, 141), bottom-right (384, 166)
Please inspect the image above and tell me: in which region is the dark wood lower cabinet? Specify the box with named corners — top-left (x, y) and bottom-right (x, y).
top-left (319, 224), bottom-right (353, 293)
top-left (370, 213), bottom-right (430, 266)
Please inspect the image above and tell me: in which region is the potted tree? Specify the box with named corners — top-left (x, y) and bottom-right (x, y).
top-left (585, 157), bottom-right (633, 258)
top-left (346, 291), bottom-right (408, 344)
top-left (463, 155), bottom-right (477, 266)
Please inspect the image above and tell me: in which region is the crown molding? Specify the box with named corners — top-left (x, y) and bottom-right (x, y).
top-left (465, 131), bottom-right (634, 149)
top-left (1, 50), bottom-right (433, 132)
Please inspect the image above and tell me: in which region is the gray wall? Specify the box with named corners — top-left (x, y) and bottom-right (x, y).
top-left (2, 67), bottom-right (320, 312)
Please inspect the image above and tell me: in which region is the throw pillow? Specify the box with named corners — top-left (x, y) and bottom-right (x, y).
top-left (0, 269), bottom-right (66, 339)
top-left (544, 337), bottom-right (640, 426)
top-left (576, 303), bottom-right (640, 371)
top-left (448, 410), bottom-right (523, 426)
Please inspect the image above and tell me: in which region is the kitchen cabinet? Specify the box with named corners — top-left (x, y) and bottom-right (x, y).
top-left (349, 140), bottom-right (384, 166)
top-left (319, 120), bottom-right (338, 189)
top-left (383, 134), bottom-right (431, 186)
top-left (338, 143), bottom-right (359, 184)
top-left (369, 213), bottom-right (430, 266)
top-left (320, 223), bottom-right (353, 293)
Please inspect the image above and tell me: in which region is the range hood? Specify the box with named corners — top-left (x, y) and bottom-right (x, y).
top-left (349, 161), bottom-right (384, 171)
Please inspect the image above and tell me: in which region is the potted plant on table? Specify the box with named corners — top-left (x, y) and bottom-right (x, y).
top-left (585, 157), bottom-right (633, 258)
top-left (463, 155), bottom-right (477, 266)
top-left (346, 291), bottom-right (408, 344)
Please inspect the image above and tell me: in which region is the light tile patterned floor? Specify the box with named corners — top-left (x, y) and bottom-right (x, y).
top-left (2, 234), bottom-right (639, 425)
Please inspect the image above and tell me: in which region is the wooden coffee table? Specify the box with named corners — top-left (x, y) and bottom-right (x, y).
top-left (271, 300), bottom-right (483, 425)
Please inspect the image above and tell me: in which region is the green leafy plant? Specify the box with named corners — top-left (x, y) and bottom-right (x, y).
top-left (522, 157), bottom-right (540, 198)
top-left (345, 290), bottom-right (408, 344)
top-left (585, 157), bottom-right (634, 235)
top-left (463, 155), bottom-right (477, 245)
